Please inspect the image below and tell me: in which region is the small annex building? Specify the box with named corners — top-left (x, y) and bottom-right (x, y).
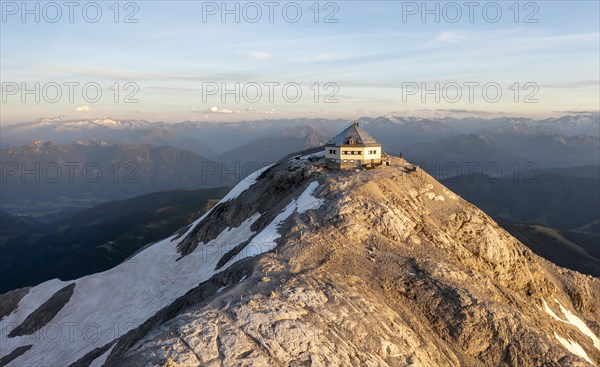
top-left (324, 122), bottom-right (382, 169)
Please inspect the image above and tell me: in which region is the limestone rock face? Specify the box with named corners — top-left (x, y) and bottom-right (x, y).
top-left (2, 153), bottom-right (599, 367)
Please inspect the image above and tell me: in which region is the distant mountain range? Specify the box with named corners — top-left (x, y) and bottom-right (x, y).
top-left (0, 140), bottom-right (231, 218)
top-left (3, 114), bottom-right (598, 160)
top-left (2, 114), bottom-right (598, 221)
top-left (407, 133), bottom-right (600, 177)
top-left (442, 170), bottom-right (599, 230)
top-left (1, 116), bottom-right (218, 157)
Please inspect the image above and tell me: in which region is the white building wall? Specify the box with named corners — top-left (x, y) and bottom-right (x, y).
top-left (324, 145), bottom-right (382, 168)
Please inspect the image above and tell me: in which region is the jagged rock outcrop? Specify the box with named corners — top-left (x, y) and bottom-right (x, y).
top-left (1, 152), bottom-right (599, 367)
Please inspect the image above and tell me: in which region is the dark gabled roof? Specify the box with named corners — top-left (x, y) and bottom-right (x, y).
top-left (326, 122), bottom-right (380, 147)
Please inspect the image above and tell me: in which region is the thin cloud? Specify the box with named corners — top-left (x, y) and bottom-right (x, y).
top-left (29, 66), bottom-right (260, 83)
top-left (545, 80), bottom-right (600, 89)
top-left (553, 110), bottom-right (599, 114)
top-left (249, 51), bottom-right (270, 60)
top-left (192, 106), bottom-right (275, 115)
top-left (386, 108), bottom-right (506, 117)
top-left (426, 31), bottom-right (462, 46)
top-left (297, 53), bottom-right (350, 63)
top-left (193, 107), bottom-right (234, 114)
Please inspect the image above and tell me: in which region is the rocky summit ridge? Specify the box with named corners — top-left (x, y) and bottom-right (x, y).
top-left (1, 150), bottom-right (599, 367)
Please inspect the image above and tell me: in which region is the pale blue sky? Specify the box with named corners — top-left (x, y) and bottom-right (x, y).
top-left (1, 1), bottom-right (599, 123)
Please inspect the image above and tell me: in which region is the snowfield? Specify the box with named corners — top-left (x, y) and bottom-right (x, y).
top-left (0, 167), bottom-right (323, 367)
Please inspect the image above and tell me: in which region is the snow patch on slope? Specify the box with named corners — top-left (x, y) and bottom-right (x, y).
top-left (544, 298), bottom-right (600, 362)
top-left (0, 278), bottom-right (69, 325)
top-left (555, 299), bottom-right (600, 350)
top-left (543, 300), bottom-right (563, 321)
top-left (223, 181), bottom-right (323, 268)
top-left (554, 333), bottom-right (595, 366)
top-left (220, 164), bottom-right (274, 203)
top-left (89, 344), bottom-right (116, 367)
top-left (299, 151), bottom-right (325, 160)
top-left (172, 163), bottom-right (274, 242)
